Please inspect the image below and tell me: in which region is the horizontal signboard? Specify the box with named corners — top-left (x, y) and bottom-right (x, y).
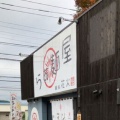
top-left (33, 23), bottom-right (77, 97)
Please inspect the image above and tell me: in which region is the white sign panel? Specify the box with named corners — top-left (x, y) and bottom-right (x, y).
top-left (10, 94), bottom-right (22, 120)
top-left (51, 99), bottom-right (73, 120)
top-left (10, 94), bottom-right (16, 120)
top-left (16, 100), bottom-right (22, 120)
top-left (31, 107), bottom-right (39, 120)
top-left (34, 23), bottom-right (77, 97)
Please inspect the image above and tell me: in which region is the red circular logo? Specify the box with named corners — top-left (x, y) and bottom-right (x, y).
top-left (43, 48), bottom-right (57, 88)
top-left (32, 113), bottom-right (37, 120)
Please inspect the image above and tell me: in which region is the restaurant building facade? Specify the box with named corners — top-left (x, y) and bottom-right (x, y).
top-left (21, 0), bottom-right (120, 119)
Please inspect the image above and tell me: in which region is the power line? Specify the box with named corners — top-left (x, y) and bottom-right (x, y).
top-left (0, 80), bottom-right (20, 82)
top-left (0, 20), bottom-right (57, 32)
top-left (0, 52), bottom-right (43, 58)
top-left (0, 53), bottom-right (20, 57)
top-left (0, 36), bottom-right (39, 45)
top-left (0, 87), bottom-right (20, 89)
top-left (0, 52), bottom-right (31, 58)
top-left (0, 6), bottom-right (58, 18)
top-left (0, 57), bottom-right (21, 62)
top-left (19, 53), bottom-right (44, 58)
top-left (0, 30), bottom-right (48, 40)
top-left (1, 3), bottom-right (73, 16)
top-left (0, 76), bottom-right (20, 78)
top-left (0, 41), bottom-right (38, 48)
top-left (0, 89), bottom-right (20, 91)
top-left (0, 24), bottom-right (53, 35)
top-left (20, 0), bottom-right (77, 11)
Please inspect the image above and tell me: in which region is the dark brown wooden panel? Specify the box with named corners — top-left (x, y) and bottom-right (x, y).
top-left (79, 80), bottom-right (118, 120)
top-left (77, 0), bottom-right (120, 119)
top-left (77, 0), bottom-right (118, 87)
top-left (20, 55), bottom-right (34, 100)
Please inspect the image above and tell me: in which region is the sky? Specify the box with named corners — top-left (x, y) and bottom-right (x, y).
top-left (0, 0), bottom-right (76, 104)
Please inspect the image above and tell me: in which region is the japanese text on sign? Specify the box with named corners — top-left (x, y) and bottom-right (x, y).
top-left (34, 23), bottom-right (77, 97)
top-left (51, 99), bottom-right (74, 120)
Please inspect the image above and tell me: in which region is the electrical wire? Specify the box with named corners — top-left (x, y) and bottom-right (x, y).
top-left (0, 30), bottom-right (48, 40)
top-left (0, 25), bottom-right (53, 35)
top-left (0, 57), bottom-right (21, 62)
top-left (0, 6), bottom-right (58, 18)
top-left (0, 52), bottom-right (43, 58)
top-left (20, 0), bottom-right (77, 11)
top-left (0, 20), bottom-right (57, 32)
top-left (0, 3), bottom-right (73, 16)
top-left (0, 41), bottom-right (38, 48)
top-left (0, 87), bottom-right (20, 89)
top-left (0, 36), bottom-right (40, 45)
top-left (0, 76), bottom-right (20, 78)
top-left (0, 80), bottom-right (20, 82)
top-left (0, 89), bottom-right (20, 91)
top-left (0, 52), bottom-right (30, 58)
top-left (0, 52), bottom-right (30, 59)
top-left (0, 53), bottom-right (20, 57)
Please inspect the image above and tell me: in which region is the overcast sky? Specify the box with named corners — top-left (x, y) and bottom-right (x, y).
top-left (0, 0), bottom-right (76, 104)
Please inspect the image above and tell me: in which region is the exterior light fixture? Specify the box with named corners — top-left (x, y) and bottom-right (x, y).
top-left (58, 17), bottom-right (78, 25)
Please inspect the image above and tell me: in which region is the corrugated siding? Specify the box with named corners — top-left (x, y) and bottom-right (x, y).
top-left (77, 0), bottom-right (120, 119)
